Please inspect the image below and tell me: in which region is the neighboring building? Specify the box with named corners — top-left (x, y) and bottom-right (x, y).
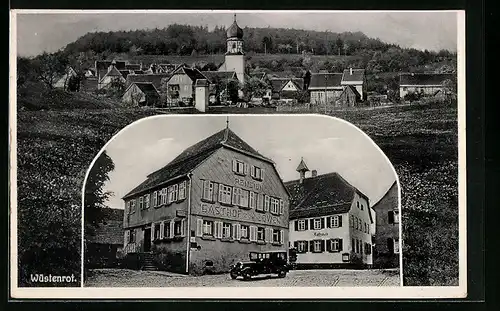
top-left (399, 73), bottom-right (455, 99)
top-left (372, 181), bottom-right (400, 268)
top-left (53, 66), bottom-right (78, 90)
top-left (218, 14), bottom-right (245, 84)
top-left (165, 66), bottom-right (207, 105)
top-left (126, 73), bottom-right (170, 93)
top-left (95, 60), bottom-right (127, 87)
top-left (269, 78), bottom-right (304, 103)
top-left (308, 73), bottom-right (344, 105)
top-left (122, 126), bottom-right (290, 275)
top-left (341, 68), bottom-right (366, 101)
top-left (86, 208), bottom-right (124, 268)
top-left (122, 82), bottom-right (161, 107)
top-left (337, 85), bottom-right (362, 107)
top-left (97, 61), bottom-right (127, 90)
top-left (201, 71), bottom-right (238, 103)
top-left (286, 159), bottom-right (374, 269)
top-left (80, 77), bottom-right (98, 92)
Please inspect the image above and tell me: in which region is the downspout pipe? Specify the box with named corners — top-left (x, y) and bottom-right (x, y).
top-left (185, 173), bottom-right (193, 274)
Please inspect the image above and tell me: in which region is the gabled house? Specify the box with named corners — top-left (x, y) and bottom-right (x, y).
top-left (286, 159), bottom-right (374, 269)
top-left (308, 73), bottom-right (344, 105)
top-left (125, 73), bottom-right (170, 94)
top-left (200, 71), bottom-right (238, 104)
top-left (337, 85), bottom-right (362, 107)
top-left (165, 66), bottom-right (207, 105)
top-left (399, 73), bottom-right (455, 99)
top-left (269, 78), bottom-right (304, 103)
top-left (122, 82), bottom-right (161, 107)
top-left (371, 181), bottom-right (400, 268)
top-left (97, 62), bottom-right (127, 90)
top-left (122, 126), bottom-right (290, 275)
top-left (95, 60), bottom-right (126, 86)
top-left (53, 66), bottom-right (78, 90)
top-left (341, 68), bottom-right (366, 101)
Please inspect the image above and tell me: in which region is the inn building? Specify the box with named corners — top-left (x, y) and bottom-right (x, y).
top-left (122, 125), bottom-right (290, 275)
top-left (286, 159), bottom-right (374, 269)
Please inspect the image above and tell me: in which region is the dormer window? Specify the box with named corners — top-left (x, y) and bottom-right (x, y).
top-left (250, 165), bottom-right (263, 180)
top-left (232, 160), bottom-right (247, 175)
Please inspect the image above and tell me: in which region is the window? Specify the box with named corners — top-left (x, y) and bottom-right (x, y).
top-left (358, 218), bottom-right (362, 231)
top-left (174, 220), bottom-right (183, 236)
top-left (313, 240), bottom-right (323, 252)
top-left (163, 222), bottom-right (171, 238)
top-left (364, 223), bottom-right (368, 233)
top-left (144, 194), bottom-right (150, 209)
top-left (240, 189), bottom-right (249, 208)
top-left (256, 193), bottom-right (264, 211)
top-left (270, 197), bottom-right (279, 214)
top-left (232, 160), bottom-right (246, 175)
top-left (330, 215), bottom-right (340, 228)
top-left (357, 202), bottom-right (360, 209)
top-left (178, 181), bottom-right (186, 200)
top-left (330, 239), bottom-right (340, 252)
top-left (139, 196), bottom-right (144, 210)
top-left (222, 223), bottom-right (232, 239)
top-left (154, 224), bottom-right (161, 240)
top-left (350, 215), bottom-right (354, 228)
top-left (365, 242), bottom-right (372, 255)
top-left (129, 229), bottom-right (136, 243)
top-left (161, 188), bottom-right (167, 205)
top-left (218, 184), bottom-right (232, 204)
top-left (249, 191), bottom-right (256, 209)
top-left (168, 185), bottom-right (178, 203)
top-left (298, 220), bottom-right (306, 231)
top-left (352, 238), bottom-right (355, 252)
top-left (152, 191), bottom-right (158, 207)
top-left (257, 227), bottom-right (265, 241)
top-left (279, 199), bottom-right (284, 215)
top-left (313, 218), bottom-right (322, 230)
top-left (264, 195), bottom-right (270, 212)
top-left (359, 240), bottom-right (363, 254)
top-left (393, 210), bottom-right (400, 224)
top-left (251, 165), bottom-right (262, 180)
top-left (126, 201), bottom-right (131, 214)
top-left (297, 241), bottom-right (307, 253)
top-left (202, 180), bottom-right (214, 201)
top-left (203, 220), bottom-right (214, 236)
top-left (394, 238), bottom-right (400, 254)
top-left (272, 229), bottom-right (281, 244)
top-left (240, 225), bottom-right (249, 239)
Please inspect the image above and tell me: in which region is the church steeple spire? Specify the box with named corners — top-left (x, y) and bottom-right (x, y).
top-left (234, 13), bottom-right (237, 23)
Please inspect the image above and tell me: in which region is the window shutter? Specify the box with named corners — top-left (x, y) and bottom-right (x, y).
top-left (249, 226), bottom-right (257, 242)
top-left (181, 219), bottom-right (186, 237)
top-left (264, 195), bottom-right (270, 212)
top-left (326, 239), bottom-right (332, 252)
top-left (159, 222), bottom-right (165, 239)
top-left (244, 163), bottom-right (249, 175)
top-left (326, 216), bottom-right (331, 228)
top-left (338, 215), bottom-right (343, 227)
top-left (151, 223), bottom-right (155, 241)
top-left (280, 230), bottom-right (284, 245)
top-left (124, 230), bottom-right (130, 246)
top-left (232, 224), bottom-right (238, 240)
top-left (279, 199), bottom-right (284, 215)
top-left (257, 193), bottom-right (263, 210)
top-left (261, 168), bottom-right (265, 181)
top-left (320, 217), bottom-right (325, 229)
top-left (196, 219), bottom-right (203, 237)
top-left (173, 184), bottom-right (179, 201)
top-left (310, 219), bottom-right (314, 229)
top-left (217, 222), bottom-right (223, 239)
top-left (264, 228), bottom-right (270, 243)
top-left (235, 224), bottom-right (241, 240)
top-left (294, 241), bottom-right (298, 249)
top-left (170, 220), bottom-right (175, 238)
top-left (294, 220), bottom-right (298, 231)
top-left (339, 239), bottom-right (343, 251)
top-left (304, 219), bottom-right (309, 230)
top-left (388, 211), bottom-right (394, 224)
top-left (232, 160), bottom-right (237, 172)
top-left (320, 240), bottom-right (325, 252)
top-left (212, 183), bottom-right (219, 202)
top-left (309, 240), bottom-right (314, 252)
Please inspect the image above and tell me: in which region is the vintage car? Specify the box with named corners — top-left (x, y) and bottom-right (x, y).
top-left (229, 250), bottom-right (289, 280)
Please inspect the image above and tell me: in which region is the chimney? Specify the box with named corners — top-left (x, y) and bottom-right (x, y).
top-left (350, 68), bottom-right (353, 75)
top-left (311, 170), bottom-right (318, 177)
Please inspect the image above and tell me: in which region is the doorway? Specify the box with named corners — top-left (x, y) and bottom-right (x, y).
top-left (144, 228), bottom-right (152, 252)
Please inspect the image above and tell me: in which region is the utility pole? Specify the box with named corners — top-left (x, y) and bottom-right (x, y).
top-left (324, 74), bottom-right (328, 114)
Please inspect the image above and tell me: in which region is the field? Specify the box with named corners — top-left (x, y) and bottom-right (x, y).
top-left (16, 101), bottom-right (458, 286)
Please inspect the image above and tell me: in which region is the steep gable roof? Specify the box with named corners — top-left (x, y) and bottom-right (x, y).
top-left (170, 66), bottom-right (207, 82)
top-left (102, 66), bottom-right (124, 79)
top-left (285, 172), bottom-right (368, 219)
top-left (342, 85), bottom-right (362, 101)
top-left (95, 60), bottom-right (126, 79)
top-left (126, 73), bottom-right (170, 90)
top-left (399, 73), bottom-right (455, 86)
top-left (309, 73), bottom-right (343, 89)
top-left (123, 127), bottom-right (273, 199)
top-left (371, 181), bottom-right (398, 211)
top-left (134, 82), bottom-right (160, 97)
top-left (342, 69), bottom-right (365, 83)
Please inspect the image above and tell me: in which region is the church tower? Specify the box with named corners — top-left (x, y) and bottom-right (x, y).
top-left (219, 14), bottom-right (245, 84)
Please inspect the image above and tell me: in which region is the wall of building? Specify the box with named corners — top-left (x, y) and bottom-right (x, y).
top-left (348, 192), bottom-right (373, 266)
top-left (289, 213), bottom-right (350, 266)
top-left (399, 85), bottom-right (443, 98)
top-left (188, 147), bottom-right (289, 274)
top-left (167, 73), bottom-right (194, 101)
top-left (372, 182), bottom-right (400, 268)
top-left (341, 81), bottom-right (363, 100)
top-left (122, 84), bottom-right (144, 106)
top-left (195, 86), bottom-right (208, 112)
top-left (222, 55), bottom-right (245, 84)
top-left (310, 89), bottom-right (343, 104)
top-left (99, 75), bottom-right (126, 90)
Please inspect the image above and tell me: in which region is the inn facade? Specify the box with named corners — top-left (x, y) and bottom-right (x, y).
top-left (122, 126), bottom-right (290, 275)
top-left (286, 159), bottom-right (374, 269)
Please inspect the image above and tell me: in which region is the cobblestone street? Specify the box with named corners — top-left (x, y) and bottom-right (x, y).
top-left (85, 268), bottom-right (400, 287)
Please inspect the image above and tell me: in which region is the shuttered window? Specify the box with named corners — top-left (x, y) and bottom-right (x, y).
top-left (249, 226), bottom-right (257, 242)
top-left (270, 197), bottom-right (279, 214)
top-left (222, 223), bottom-right (232, 239)
top-left (313, 218), bottom-right (322, 230)
top-left (240, 225), bottom-right (249, 239)
top-left (202, 220), bottom-right (214, 236)
top-left (152, 191), bottom-right (158, 207)
top-left (240, 189), bottom-right (249, 208)
top-left (272, 229), bottom-right (280, 243)
top-left (163, 221), bottom-right (171, 238)
top-left (178, 181), bottom-right (186, 200)
top-left (144, 194), bottom-right (150, 209)
top-left (297, 241), bottom-right (307, 253)
top-left (279, 199), bottom-right (284, 215)
top-left (256, 193), bottom-right (264, 211)
top-left (218, 184), bottom-right (232, 204)
top-left (264, 195), bottom-right (270, 212)
top-left (249, 191), bottom-right (256, 209)
top-left (202, 180), bottom-right (214, 201)
top-left (233, 160), bottom-right (246, 175)
top-left (393, 210), bottom-right (400, 224)
top-left (329, 215), bottom-right (341, 228)
top-left (297, 220), bottom-right (306, 231)
top-left (161, 188), bottom-right (168, 205)
top-left (139, 196), bottom-right (144, 210)
top-left (257, 227), bottom-right (265, 241)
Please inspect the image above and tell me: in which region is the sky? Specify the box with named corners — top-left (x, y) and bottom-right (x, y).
top-left (98, 115), bottom-right (397, 209)
top-left (15, 11), bottom-right (459, 56)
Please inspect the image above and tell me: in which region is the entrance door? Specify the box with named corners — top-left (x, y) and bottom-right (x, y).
top-left (144, 228), bottom-right (152, 252)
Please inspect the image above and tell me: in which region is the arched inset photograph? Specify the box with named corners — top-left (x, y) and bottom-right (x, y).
top-left (83, 115), bottom-right (401, 289)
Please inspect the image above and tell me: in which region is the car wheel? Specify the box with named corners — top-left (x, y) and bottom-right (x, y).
top-left (278, 270), bottom-right (287, 278)
top-left (242, 270), bottom-right (252, 281)
top-left (230, 271), bottom-right (238, 280)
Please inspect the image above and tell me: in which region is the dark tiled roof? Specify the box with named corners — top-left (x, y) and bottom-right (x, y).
top-left (342, 69), bottom-right (365, 82)
top-left (195, 79), bottom-right (209, 87)
top-left (309, 73), bottom-right (343, 89)
top-left (119, 70), bottom-right (131, 79)
top-left (101, 207), bottom-right (124, 221)
top-left (123, 128), bottom-right (272, 199)
top-left (125, 64), bottom-right (142, 71)
top-left (95, 60), bottom-right (126, 79)
top-left (285, 172), bottom-right (364, 219)
top-left (201, 71), bottom-right (236, 83)
top-left (371, 181), bottom-right (398, 211)
top-left (89, 220), bottom-right (124, 245)
top-left (126, 74), bottom-right (170, 90)
top-left (134, 82), bottom-right (160, 97)
top-left (103, 66), bottom-right (124, 78)
top-left (269, 78), bottom-right (303, 92)
top-left (399, 73), bottom-right (455, 86)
